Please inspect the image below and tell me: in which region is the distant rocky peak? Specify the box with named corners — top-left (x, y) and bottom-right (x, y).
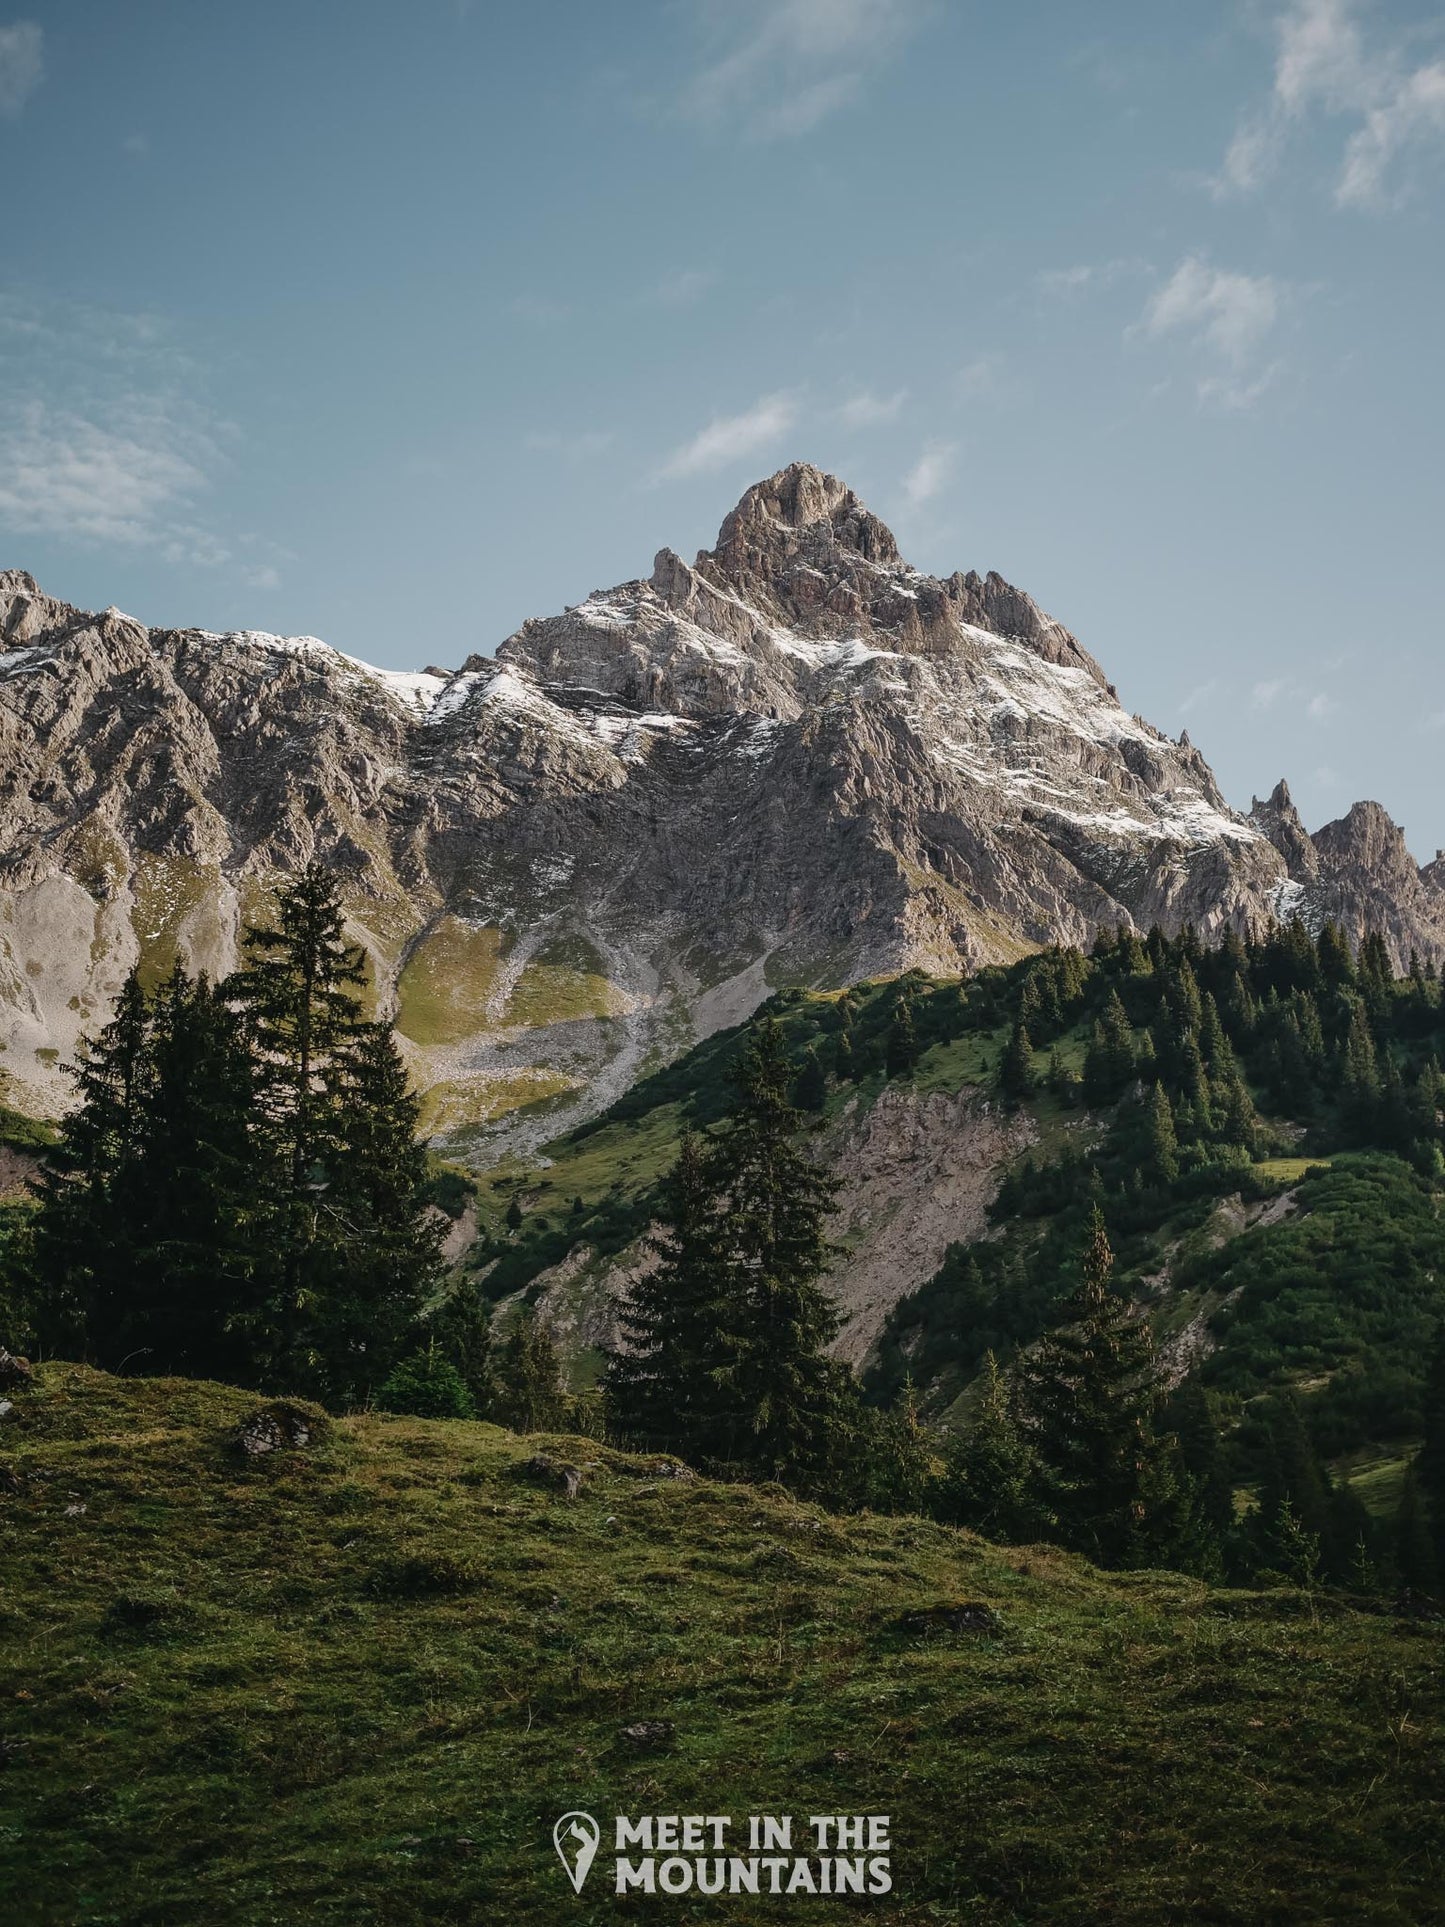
top-left (1313, 799), bottom-right (1418, 884)
top-left (1249, 778), bottom-right (1319, 880)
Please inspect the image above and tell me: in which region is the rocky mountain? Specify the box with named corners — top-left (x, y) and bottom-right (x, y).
top-left (1, 462), bottom-right (1440, 1152)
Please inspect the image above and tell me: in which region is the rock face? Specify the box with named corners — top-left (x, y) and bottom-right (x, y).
top-left (1, 464), bottom-right (1441, 1154)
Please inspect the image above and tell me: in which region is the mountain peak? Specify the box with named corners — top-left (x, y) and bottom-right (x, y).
top-left (709, 461), bottom-right (902, 573)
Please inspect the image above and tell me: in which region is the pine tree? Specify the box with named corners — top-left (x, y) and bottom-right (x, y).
top-left (489, 1309), bottom-right (568, 1432)
top-left (886, 994), bottom-right (919, 1077)
top-left (505, 1194), bottom-right (524, 1233)
top-left (606, 1129), bottom-right (734, 1457)
top-left (226, 867), bottom-right (437, 1399)
top-left (316, 1020), bottom-right (443, 1402)
top-left (1015, 1208), bottom-right (1183, 1566)
top-left (1082, 992), bottom-right (1135, 1105)
top-left (1000, 1022), bottom-right (1035, 1101)
top-left (711, 1019), bottom-right (843, 1485)
top-left (935, 1352), bottom-right (1039, 1541)
top-left (1143, 1082), bottom-right (1180, 1185)
top-left (794, 1047), bottom-right (829, 1113)
top-left (31, 968), bottom-right (257, 1378)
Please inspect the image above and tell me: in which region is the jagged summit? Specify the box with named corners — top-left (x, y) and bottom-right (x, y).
top-left (1, 465), bottom-right (1443, 1151)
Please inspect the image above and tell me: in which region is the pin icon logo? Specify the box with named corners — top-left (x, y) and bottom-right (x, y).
top-left (553, 1811), bottom-right (600, 1893)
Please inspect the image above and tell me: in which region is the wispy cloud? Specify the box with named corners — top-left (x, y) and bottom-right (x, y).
top-left (901, 440), bottom-right (955, 506)
top-left (1217, 0), bottom-right (1445, 208)
top-left (0, 399), bottom-right (215, 548)
top-left (1178, 680), bottom-right (1217, 717)
top-left (679, 0), bottom-right (927, 142)
top-left (1136, 255), bottom-right (1284, 409)
top-left (0, 291), bottom-right (280, 581)
top-left (1252, 677), bottom-right (1287, 710)
top-left (1142, 257), bottom-right (1279, 366)
top-left (837, 388), bottom-right (906, 428)
top-left (0, 20), bottom-right (42, 117)
top-left (1306, 690), bottom-right (1339, 722)
top-left (657, 392), bottom-right (798, 480)
top-left (1035, 258), bottom-right (1141, 301)
top-left (954, 353), bottom-right (1026, 407)
top-left (649, 268), bottom-right (718, 308)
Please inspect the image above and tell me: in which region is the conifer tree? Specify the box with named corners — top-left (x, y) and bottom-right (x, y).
top-left (711, 1019), bottom-right (843, 1485)
top-left (1143, 1082), bottom-right (1180, 1185)
top-left (489, 1309), bottom-right (569, 1432)
top-left (228, 868), bottom-right (437, 1400)
top-left (1083, 991), bottom-right (1135, 1105)
top-left (1000, 1021), bottom-right (1035, 1101)
top-left (935, 1352), bottom-right (1039, 1541)
top-left (607, 1129), bottom-right (734, 1456)
top-left (32, 967), bottom-right (256, 1377)
top-left (794, 1046), bottom-right (829, 1113)
top-left (886, 993), bottom-right (919, 1077)
top-left (1015, 1207), bottom-right (1183, 1566)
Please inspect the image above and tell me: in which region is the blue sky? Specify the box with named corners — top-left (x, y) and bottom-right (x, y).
top-left (3, 1), bottom-right (1444, 848)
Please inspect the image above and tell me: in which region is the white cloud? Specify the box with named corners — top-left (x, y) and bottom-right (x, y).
top-left (901, 441), bottom-right (954, 506)
top-left (1178, 680), bottom-right (1217, 717)
top-left (1338, 60), bottom-right (1445, 206)
top-left (0, 20), bottom-right (42, 117)
top-left (954, 353), bottom-right (1026, 406)
top-left (650, 268), bottom-right (718, 308)
top-left (1142, 256), bottom-right (1280, 367)
top-left (679, 0), bottom-right (926, 141)
top-left (1035, 259), bottom-right (1140, 301)
top-left (0, 398), bottom-right (215, 550)
top-left (1306, 690), bottom-right (1339, 722)
top-left (1217, 0), bottom-right (1445, 208)
top-left (0, 291), bottom-right (281, 581)
top-left (657, 393), bottom-right (799, 480)
top-left (837, 388), bottom-right (906, 427)
top-left (1252, 677), bottom-right (1287, 709)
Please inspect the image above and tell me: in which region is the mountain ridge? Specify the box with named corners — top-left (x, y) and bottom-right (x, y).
top-left (1, 462), bottom-right (1441, 1154)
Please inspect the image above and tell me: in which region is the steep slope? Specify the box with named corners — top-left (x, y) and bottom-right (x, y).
top-left (2, 464), bottom-right (1440, 1153)
top-left (1, 1365), bottom-right (1440, 1926)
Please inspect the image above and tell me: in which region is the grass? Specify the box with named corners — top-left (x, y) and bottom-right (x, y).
top-left (395, 919), bottom-right (508, 1047)
top-left (1253, 1157), bottom-right (1335, 1183)
top-left (1, 1366), bottom-right (1442, 1925)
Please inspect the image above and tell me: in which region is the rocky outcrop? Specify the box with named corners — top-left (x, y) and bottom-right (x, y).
top-left (1250, 781), bottom-right (1445, 962)
top-left (1, 464), bottom-right (1440, 1154)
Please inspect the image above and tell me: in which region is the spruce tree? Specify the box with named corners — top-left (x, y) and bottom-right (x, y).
top-left (936, 1352), bottom-right (1039, 1541)
top-left (1015, 1207), bottom-right (1183, 1566)
top-left (886, 993), bottom-right (919, 1077)
top-left (1143, 1082), bottom-right (1180, 1185)
top-left (489, 1309), bottom-right (568, 1432)
top-left (31, 967), bottom-right (257, 1378)
top-left (1000, 1021), bottom-right (1035, 1101)
top-left (227, 865), bottom-right (436, 1400)
top-left (711, 1018), bottom-right (843, 1485)
top-left (606, 1129), bottom-right (734, 1457)
top-left (794, 1046), bottom-right (829, 1114)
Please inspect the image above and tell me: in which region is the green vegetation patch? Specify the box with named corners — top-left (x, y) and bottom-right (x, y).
top-left (0, 1365), bottom-right (1439, 1926)
top-left (395, 918), bottom-right (508, 1046)
top-left (129, 854), bottom-right (225, 993)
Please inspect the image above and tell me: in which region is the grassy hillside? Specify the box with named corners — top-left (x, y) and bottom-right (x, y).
top-left (1, 1365), bottom-right (1442, 1925)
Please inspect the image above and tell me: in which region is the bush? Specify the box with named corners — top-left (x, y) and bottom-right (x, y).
top-left (377, 1348), bottom-right (476, 1420)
